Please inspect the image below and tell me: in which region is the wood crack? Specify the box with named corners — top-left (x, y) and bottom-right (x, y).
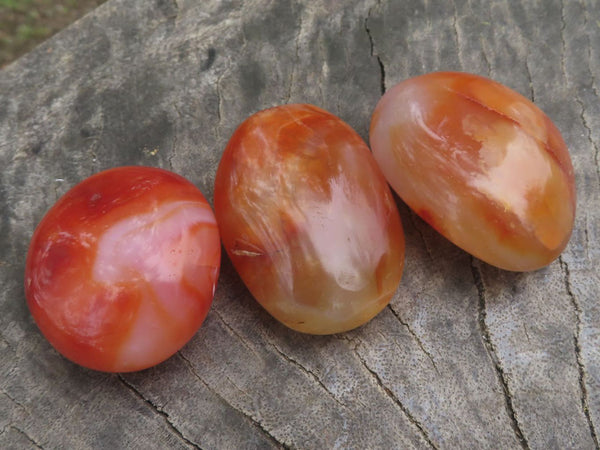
top-left (524, 52), bottom-right (535, 103)
top-left (286, 8), bottom-right (302, 103)
top-left (480, 38), bottom-right (492, 78)
top-left (216, 73), bottom-right (224, 140)
top-left (451, 0), bottom-right (463, 69)
top-left (215, 310), bottom-right (346, 415)
top-left (214, 60), bottom-right (231, 142)
top-left (170, 104), bottom-right (183, 171)
top-left (387, 304), bottom-right (440, 375)
top-left (559, 257), bottom-right (600, 448)
top-left (575, 92), bottom-right (600, 190)
top-left (571, 27), bottom-right (600, 189)
top-left (364, 8), bottom-right (386, 94)
top-left (471, 259), bottom-right (529, 449)
top-left (117, 374), bottom-right (203, 450)
top-left (178, 352), bottom-right (252, 406)
top-left (559, 0), bottom-right (568, 85)
top-left (585, 1), bottom-right (600, 189)
top-left (9, 425), bottom-right (43, 449)
top-left (2, 390), bottom-right (31, 416)
top-left (212, 309), bottom-right (264, 361)
top-left (581, 4), bottom-right (600, 191)
top-left (177, 352), bottom-right (289, 449)
top-left (263, 337), bottom-right (346, 408)
top-left (355, 351), bottom-right (438, 449)
top-left (408, 210), bottom-right (435, 262)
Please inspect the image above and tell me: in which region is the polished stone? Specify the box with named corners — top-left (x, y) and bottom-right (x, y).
top-left (215, 104), bottom-right (405, 334)
top-left (370, 72), bottom-right (576, 271)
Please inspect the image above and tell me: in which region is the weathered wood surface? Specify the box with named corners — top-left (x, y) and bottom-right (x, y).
top-left (1, 0), bottom-right (599, 448)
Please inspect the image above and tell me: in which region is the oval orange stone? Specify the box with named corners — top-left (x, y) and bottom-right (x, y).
top-left (370, 72), bottom-right (576, 271)
top-left (215, 104), bottom-right (405, 334)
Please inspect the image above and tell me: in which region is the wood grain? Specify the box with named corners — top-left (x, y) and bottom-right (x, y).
top-left (1, 0), bottom-right (598, 448)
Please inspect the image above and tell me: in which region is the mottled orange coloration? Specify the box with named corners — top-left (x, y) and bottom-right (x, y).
top-left (370, 72), bottom-right (576, 271)
top-left (25, 166), bottom-right (220, 372)
top-left (215, 104), bottom-right (405, 334)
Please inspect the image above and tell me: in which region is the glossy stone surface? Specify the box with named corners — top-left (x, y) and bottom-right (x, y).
top-left (214, 104), bottom-right (405, 334)
top-left (25, 166), bottom-right (221, 372)
top-left (370, 72), bottom-right (576, 271)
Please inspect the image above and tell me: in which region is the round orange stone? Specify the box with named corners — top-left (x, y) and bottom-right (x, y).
top-left (25, 167), bottom-right (221, 372)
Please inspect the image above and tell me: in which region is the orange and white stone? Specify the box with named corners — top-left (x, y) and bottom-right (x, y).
top-left (370, 72), bottom-right (575, 271)
top-left (25, 166), bottom-right (220, 372)
top-left (214, 104), bottom-right (405, 334)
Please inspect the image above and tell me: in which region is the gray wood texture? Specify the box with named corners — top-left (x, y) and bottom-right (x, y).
top-left (1, 0), bottom-right (599, 448)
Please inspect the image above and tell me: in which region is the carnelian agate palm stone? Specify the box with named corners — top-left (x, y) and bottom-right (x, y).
top-left (370, 72), bottom-right (576, 271)
top-left (25, 167), bottom-right (221, 372)
top-left (214, 104), bottom-right (405, 334)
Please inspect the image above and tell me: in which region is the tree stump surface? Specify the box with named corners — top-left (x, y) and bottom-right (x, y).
top-left (1, 0), bottom-right (599, 448)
